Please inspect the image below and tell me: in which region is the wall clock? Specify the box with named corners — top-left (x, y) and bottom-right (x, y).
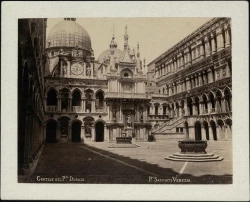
top-left (71, 63), bottom-right (83, 75)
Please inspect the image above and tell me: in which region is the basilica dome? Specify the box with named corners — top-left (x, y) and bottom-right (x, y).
top-left (46, 18), bottom-right (92, 51)
top-left (97, 48), bottom-right (123, 63)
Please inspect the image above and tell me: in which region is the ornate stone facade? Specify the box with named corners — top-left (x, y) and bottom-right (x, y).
top-left (149, 18), bottom-right (232, 141)
top-left (18, 18), bottom-right (47, 173)
top-left (44, 20), bottom-right (150, 143)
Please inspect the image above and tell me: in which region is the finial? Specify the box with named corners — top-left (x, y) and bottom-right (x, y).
top-left (125, 24), bottom-right (127, 34)
top-left (111, 24), bottom-right (116, 38)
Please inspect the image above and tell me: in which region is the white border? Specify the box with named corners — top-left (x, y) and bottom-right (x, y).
top-left (1, 1), bottom-right (249, 201)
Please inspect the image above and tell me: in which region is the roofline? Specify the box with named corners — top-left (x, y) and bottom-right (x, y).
top-left (148, 17), bottom-right (223, 65)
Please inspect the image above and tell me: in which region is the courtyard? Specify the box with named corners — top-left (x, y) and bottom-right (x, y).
top-left (20, 139), bottom-right (232, 184)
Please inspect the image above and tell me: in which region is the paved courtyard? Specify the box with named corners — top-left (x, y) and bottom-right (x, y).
top-left (21, 140), bottom-right (232, 184)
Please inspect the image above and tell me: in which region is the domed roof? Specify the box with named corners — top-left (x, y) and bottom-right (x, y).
top-left (47, 19), bottom-right (92, 51)
top-left (97, 48), bottom-right (123, 63)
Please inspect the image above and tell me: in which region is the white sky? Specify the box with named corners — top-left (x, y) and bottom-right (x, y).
top-left (46, 18), bottom-right (212, 64)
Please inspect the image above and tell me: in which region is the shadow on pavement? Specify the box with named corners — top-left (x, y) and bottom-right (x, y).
top-left (22, 142), bottom-right (232, 184)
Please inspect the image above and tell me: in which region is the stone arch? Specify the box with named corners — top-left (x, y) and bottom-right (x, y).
top-left (187, 97), bottom-right (193, 115)
top-left (208, 91), bottom-right (216, 112)
top-left (210, 120), bottom-right (217, 141)
top-left (203, 120), bottom-right (209, 140)
top-left (225, 118), bottom-right (232, 141)
top-left (215, 89), bottom-right (223, 113)
top-left (95, 120), bottom-right (105, 142)
top-left (193, 96), bottom-right (200, 115)
top-left (224, 87), bottom-right (232, 112)
top-left (194, 121), bottom-right (202, 140)
top-left (46, 87), bottom-right (58, 108)
top-left (45, 86), bottom-right (58, 97)
top-left (95, 89), bottom-right (105, 109)
top-left (72, 88), bottom-right (83, 96)
top-left (72, 89), bottom-right (81, 108)
top-left (121, 68), bottom-right (133, 78)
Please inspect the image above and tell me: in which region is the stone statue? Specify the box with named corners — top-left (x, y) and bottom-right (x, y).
top-left (113, 108), bottom-right (117, 120)
top-left (63, 65), bottom-right (67, 75)
top-left (126, 114), bottom-right (132, 127)
top-left (86, 66), bottom-right (91, 76)
top-left (85, 124), bottom-right (91, 136)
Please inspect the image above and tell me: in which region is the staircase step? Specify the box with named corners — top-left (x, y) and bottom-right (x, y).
top-left (173, 152), bottom-right (215, 157)
top-left (165, 156), bottom-right (224, 162)
top-left (168, 154), bottom-right (219, 160)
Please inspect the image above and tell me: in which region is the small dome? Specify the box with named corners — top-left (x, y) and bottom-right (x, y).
top-left (46, 19), bottom-right (92, 51)
top-left (97, 48), bottom-right (123, 63)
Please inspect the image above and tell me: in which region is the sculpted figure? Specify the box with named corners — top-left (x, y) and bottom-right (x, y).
top-left (126, 114), bottom-right (132, 127)
top-left (86, 66), bottom-right (91, 76)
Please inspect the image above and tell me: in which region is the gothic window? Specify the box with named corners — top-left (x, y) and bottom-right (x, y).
top-left (124, 72), bottom-right (129, 77)
top-left (47, 89), bottom-right (57, 106)
top-left (96, 91), bottom-right (104, 108)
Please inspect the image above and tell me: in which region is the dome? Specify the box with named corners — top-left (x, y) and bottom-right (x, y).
top-left (46, 19), bottom-right (91, 51)
top-left (97, 48), bottom-right (123, 63)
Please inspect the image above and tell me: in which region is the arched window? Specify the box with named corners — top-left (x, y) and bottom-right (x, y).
top-left (124, 72), bottom-right (129, 77)
top-left (72, 90), bottom-right (81, 106)
top-left (96, 91), bottom-right (104, 109)
top-left (47, 89), bottom-right (57, 106)
top-left (51, 51), bottom-right (54, 57)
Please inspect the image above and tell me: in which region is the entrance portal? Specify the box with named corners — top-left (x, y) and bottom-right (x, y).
top-left (195, 122), bottom-right (202, 140)
top-left (46, 121), bottom-right (57, 143)
top-left (95, 122), bottom-right (104, 142)
top-left (72, 121), bottom-right (81, 142)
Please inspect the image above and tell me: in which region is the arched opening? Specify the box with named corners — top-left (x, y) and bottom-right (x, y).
top-left (96, 91), bottom-right (104, 110)
top-left (180, 100), bottom-right (185, 117)
top-left (217, 120), bottom-right (225, 140)
top-left (208, 92), bottom-right (215, 113)
top-left (216, 90), bottom-right (223, 113)
top-left (162, 105), bottom-right (167, 115)
top-left (47, 89), bottom-right (57, 111)
top-left (60, 88), bottom-right (70, 112)
top-left (194, 97), bottom-right (200, 115)
top-left (202, 94), bottom-right (208, 114)
top-left (84, 89), bottom-right (93, 112)
top-left (184, 121), bottom-right (189, 139)
top-left (72, 121), bottom-right (81, 142)
top-left (225, 119), bottom-right (232, 141)
top-left (175, 102), bottom-right (179, 117)
top-left (187, 97), bottom-right (193, 115)
top-left (224, 88), bottom-right (232, 112)
top-left (210, 120), bottom-right (217, 140)
top-left (124, 72), bottom-right (128, 77)
top-left (203, 121), bottom-right (209, 140)
top-left (72, 90), bottom-right (81, 112)
top-left (46, 121), bottom-right (57, 143)
top-left (95, 122), bottom-right (104, 142)
top-left (195, 121), bottom-right (202, 140)
top-left (154, 103), bottom-right (159, 115)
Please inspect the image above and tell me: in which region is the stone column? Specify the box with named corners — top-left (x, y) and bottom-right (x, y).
top-left (209, 126), bottom-right (214, 140)
top-left (91, 99), bottom-right (95, 112)
top-left (81, 126), bottom-right (85, 142)
top-left (216, 27), bottom-right (224, 51)
top-left (224, 24), bottom-right (231, 47)
top-left (82, 63), bottom-right (85, 77)
top-left (200, 42), bottom-right (205, 59)
top-left (211, 33), bottom-right (216, 54)
top-left (198, 73), bottom-right (203, 86)
top-left (186, 77), bottom-right (190, 90)
top-left (57, 96), bottom-right (60, 112)
top-left (201, 126), bottom-right (207, 140)
top-left (91, 125), bottom-right (95, 142)
top-left (195, 74), bottom-right (198, 87)
top-left (81, 97), bottom-right (84, 112)
top-left (199, 101), bottom-right (203, 115)
top-left (69, 97), bottom-right (72, 111)
top-left (221, 96), bottom-right (226, 112)
top-left (207, 68), bottom-right (213, 83)
top-left (207, 100), bottom-right (211, 114)
top-left (192, 102), bottom-right (196, 115)
top-left (204, 35), bottom-right (211, 57)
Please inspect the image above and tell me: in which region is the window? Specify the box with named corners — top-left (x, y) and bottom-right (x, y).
top-left (180, 128), bottom-right (183, 132)
top-left (176, 128), bottom-right (179, 132)
top-left (124, 72), bottom-right (129, 77)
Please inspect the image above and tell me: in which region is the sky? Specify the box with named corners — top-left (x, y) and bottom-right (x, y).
top-left (46, 18), bottom-right (212, 65)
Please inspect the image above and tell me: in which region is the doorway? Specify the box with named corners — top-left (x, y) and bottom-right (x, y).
top-left (95, 122), bottom-right (104, 142)
top-left (72, 121), bottom-right (81, 142)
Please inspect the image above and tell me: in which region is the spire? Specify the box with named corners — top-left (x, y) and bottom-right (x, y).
top-left (137, 42), bottom-right (142, 72)
top-left (124, 25), bottom-right (129, 49)
top-left (137, 42), bottom-right (140, 57)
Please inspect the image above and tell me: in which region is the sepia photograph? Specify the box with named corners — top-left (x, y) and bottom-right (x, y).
top-left (18, 17), bottom-right (232, 184)
top-left (2, 1), bottom-right (249, 201)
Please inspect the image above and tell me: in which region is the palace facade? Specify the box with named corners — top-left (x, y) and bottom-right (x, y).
top-left (18, 17), bottom-right (232, 172)
top-left (149, 18), bottom-right (232, 141)
top-left (44, 18), bottom-right (151, 143)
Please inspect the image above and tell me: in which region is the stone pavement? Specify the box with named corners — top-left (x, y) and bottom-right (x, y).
top-left (20, 140), bottom-right (232, 184)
